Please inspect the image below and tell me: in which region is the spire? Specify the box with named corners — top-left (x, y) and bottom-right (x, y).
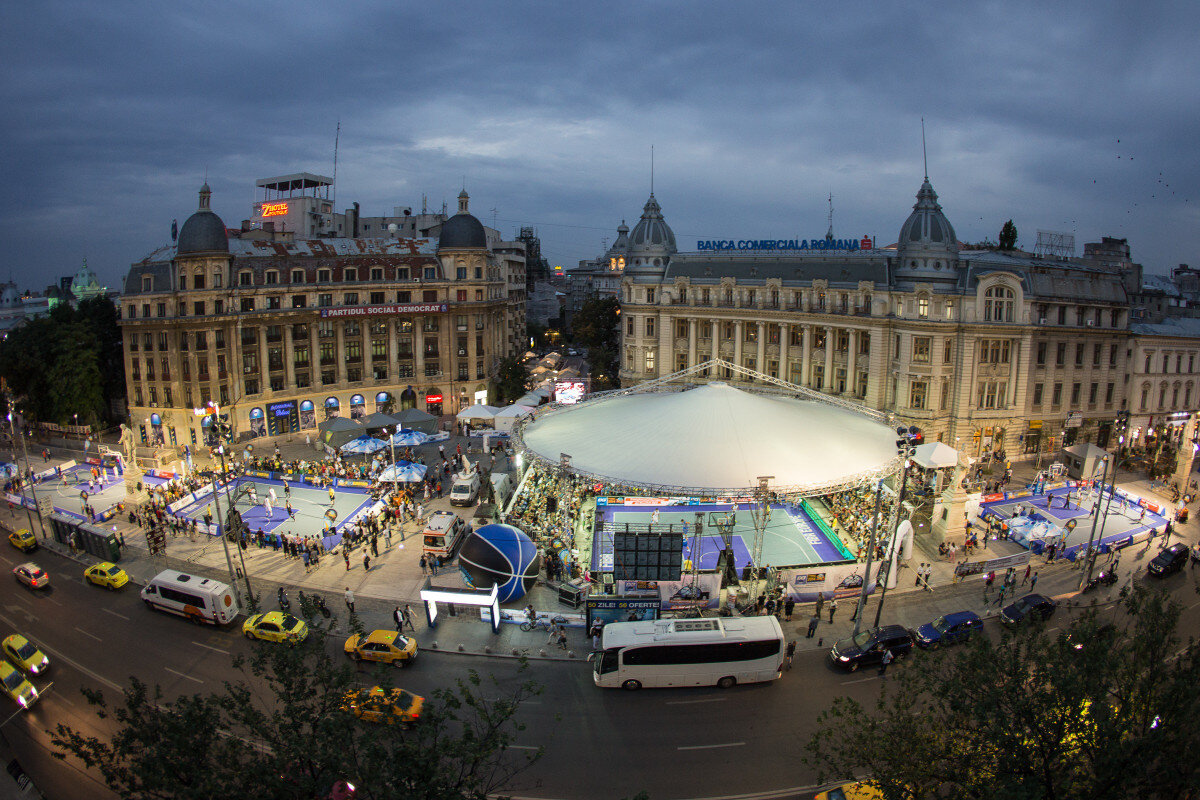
top-left (458, 190), bottom-right (469, 214)
top-left (198, 183), bottom-right (211, 211)
top-left (921, 117), bottom-right (928, 180)
top-left (825, 192), bottom-right (834, 242)
top-left (651, 145), bottom-right (654, 196)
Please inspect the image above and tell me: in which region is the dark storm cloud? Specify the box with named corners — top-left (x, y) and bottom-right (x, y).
top-left (2, 0), bottom-right (1197, 289)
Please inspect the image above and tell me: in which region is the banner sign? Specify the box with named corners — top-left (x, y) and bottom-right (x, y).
top-left (954, 551), bottom-right (1032, 578)
top-left (696, 235), bottom-right (874, 252)
top-left (319, 303), bottom-right (448, 319)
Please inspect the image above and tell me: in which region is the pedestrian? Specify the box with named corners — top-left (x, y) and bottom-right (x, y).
top-left (302, 549), bottom-right (311, 573)
top-left (815, 592), bottom-right (825, 618)
top-left (431, 556), bottom-right (439, 577)
top-left (984, 571), bottom-right (995, 596)
top-left (784, 597), bottom-right (795, 621)
top-left (419, 554), bottom-right (428, 575)
top-left (343, 548), bottom-right (351, 571)
top-left (1022, 563), bottom-right (1031, 585)
top-left (1030, 571), bottom-right (1038, 591)
top-left (328, 486), bottom-right (336, 506)
top-left (996, 584), bottom-right (1008, 606)
top-left (370, 536), bottom-right (378, 558)
top-left (556, 629), bottom-right (568, 650)
top-left (879, 648), bottom-right (894, 676)
top-left (765, 597), bottom-right (776, 617)
top-left (806, 614), bottom-right (819, 638)
top-left (363, 552), bottom-right (371, 571)
top-left (785, 640), bottom-right (796, 669)
top-left (403, 603), bottom-right (415, 630)
top-left (547, 622), bottom-right (559, 645)
top-left (393, 606), bottom-right (404, 631)
top-left (915, 562), bottom-right (925, 587)
top-left (828, 597), bottom-right (838, 623)
top-left (344, 587), bottom-right (355, 614)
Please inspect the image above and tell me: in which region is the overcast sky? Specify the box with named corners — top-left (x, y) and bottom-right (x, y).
top-left (3, 1), bottom-right (1198, 290)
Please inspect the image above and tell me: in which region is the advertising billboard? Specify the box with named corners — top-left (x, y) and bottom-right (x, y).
top-left (555, 380), bottom-right (587, 405)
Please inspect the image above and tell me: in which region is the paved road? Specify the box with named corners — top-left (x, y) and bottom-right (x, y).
top-left (2, 541), bottom-right (1200, 800)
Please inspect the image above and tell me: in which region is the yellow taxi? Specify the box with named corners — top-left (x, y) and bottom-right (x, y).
top-left (0, 661), bottom-right (39, 710)
top-left (1, 635), bottom-right (49, 676)
top-left (7, 529), bottom-right (37, 553)
top-left (242, 612), bottom-right (308, 644)
top-left (343, 630), bottom-right (418, 667)
top-left (84, 562), bottom-right (129, 590)
top-left (814, 781), bottom-right (885, 800)
top-left (342, 686), bottom-right (424, 725)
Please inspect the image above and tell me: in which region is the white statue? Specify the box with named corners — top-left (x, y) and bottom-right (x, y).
top-left (118, 423), bottom-right (137, 464)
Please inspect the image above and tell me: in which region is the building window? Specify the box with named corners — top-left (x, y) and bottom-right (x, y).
top-left (1052, 382), bottom-right (1063, 407)
top-left (370, 268), bottom-right (383, 281)
top-left (344, 269), bottom-right (357, 282)
top-left (1057, 306), bottom-right (1067, 325)
top-left (193, 301), bottom-right (205, 315)
top-left (645, 350), bottom-right (656, 372)
top-left (318, 269), bottom-right (331, 282)
top-left (767, 325), bottom-right (780, 345)
top-left (1089, 383), bottom-right (1099, 404)
top-left (1032, 383), bottom-right (1043, 405)
top-left (1105, 382), bottom-right (1114, 404)
top-left (743, 324), bottom-right (756, 343)
top-left (1093, 344), bottom-right (1102, 367)
top-left (910, 380), bottom-right (927, 409)
top-left (1110, 345), bottom-right (1119, 367)
top-left (245, 378), bottom-right (259, 395)
top-left (1036, 341), bottom-right (1046, 366)
top-left (976, 380), bottom-right (1007, 409)
top-left (912, 337), bottom-right (930, 363)
top-left (265, 270), bottom-right (278, 285)
top-left (1075, 343), bottom-right (1084, 367)
top-left (917, 297), bottom-right (929, 318)
top-left (983, 285), bottom-right (1015, 323)
top-left (646, 318), bottom-right (656, 337)
top-left (241, 298), bottom-right (255, 312)
top-left (292, 269), bottom-right (305, 284)
top-left (1056, 343), bottom-right (1067, 367)
top-left (347, 367), bottom-right (362, 383)
top-left (239, 271), bottom-right (253, 286)
top-left (1071, 382), bottom-right (1081, 405)
top-left (1140, 385), bottom-right (1149, 410)
top-left (267, 296), bottom-right (281, 310)
top-left (627, 317), bottom-right (635, 336)
top-left (980, 339), bottom-right (1011, 364)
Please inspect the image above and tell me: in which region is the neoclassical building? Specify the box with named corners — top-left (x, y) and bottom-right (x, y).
top-left (615, 177), bottom-right (1161, 460)
top-left (119, 186), bottom-right (525, 447)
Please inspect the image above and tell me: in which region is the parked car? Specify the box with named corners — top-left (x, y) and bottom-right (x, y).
top-left (911, 610), bottom-right (983, 648)
top-left (828, 625), bottom-right (913, 672)
top-left (84, 562), bottom-right (129, 590)
top-left (1000, 593), bottom-right (1057, 626)
top-left (1148, 543), bottom-right (1189, 576)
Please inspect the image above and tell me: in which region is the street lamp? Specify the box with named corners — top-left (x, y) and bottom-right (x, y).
top-left (6, 409), bottom-right (45, 539)
top-left (872, 425), bottom-right (921, 629)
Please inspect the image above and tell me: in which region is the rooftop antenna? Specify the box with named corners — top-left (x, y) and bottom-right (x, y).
top-left (332, 120), bottom-right (341, 206)
top-left (650, 145), bottom-right (655, 195)
top-left (826, 192), bottom-right (834, 241)
top-left (490, 207), bottom-right (498, 229)
top-left (921, 117), bottom-right (928, 179)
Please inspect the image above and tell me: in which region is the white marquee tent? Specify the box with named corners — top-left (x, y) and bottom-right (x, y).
top-left (519, 381), bottom-right (899, 495)
top-left (492, 404), bottom-right (534, 434)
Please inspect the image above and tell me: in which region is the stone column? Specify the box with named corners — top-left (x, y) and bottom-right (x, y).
top-left (710, 320), bottom-right (719, 365)
top-left (779, 323), bottom-right (789, 379)
top-left (847, 329), bottom-right (857, 395)
top-left (688, 318), bottom-right (698, 368)
top-left (335, 322), bottom-right (347, 384)
top-left (824, 326), bottom-right (834, 391)
top-left (755, 321), bottom-right (766, 374)
top-left (258, 326), bottom-right (269, 394)
top-left (801, 326), bottom-right (812, 387)
top-left (284, 324), bottom-right (296, 388)
top-left (733, 320), bottom-right (744, 369)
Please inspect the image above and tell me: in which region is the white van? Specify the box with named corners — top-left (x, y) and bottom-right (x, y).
top-left (449, 472), bottom-right (481, 506)
top-left (489, 472), bottom-right (513, 508)
top-left (141, 569), bottom-right (239, 625)
top-left (422, 511), bottom-right (469, 558)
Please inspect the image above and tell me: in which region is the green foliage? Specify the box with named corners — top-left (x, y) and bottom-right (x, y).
top-left (51, 611), bottom-right (543, 800)
top-left (572, 297), bottom-right (621, 390)
top-left (495, 356), bottom-right (528, 404)
top-left (805, 587), bottom-right (1200, 799)
top-left (0, 297), bottom-right (123, 425)
top-left (998, 219), bottom-right (1018, 250)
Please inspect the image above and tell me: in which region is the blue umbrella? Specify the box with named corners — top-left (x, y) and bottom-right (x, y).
top-left (340, 436), bottom-right (386, 454)
top-left (388, 429), bottom-right (431, 447)
top-left (378, 461), bottom-right (428, 482)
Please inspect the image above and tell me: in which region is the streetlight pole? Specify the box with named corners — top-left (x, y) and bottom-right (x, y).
top-left (852, 478), bottom-right (884, 638)
top-left (6, 411), bottom-right (44, 538)
top-left (872, 425), bottom-right (921, 629)
top-left (1078, 454), bottom-right (1110, 590)
top-left (203, 408), bottom-right (250, 611)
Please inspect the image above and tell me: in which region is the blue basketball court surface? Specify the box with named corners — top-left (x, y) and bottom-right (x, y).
top-left (591, 501), bottom-right (854, 572)
top-left (173, 477), bottom-right (374, 540)
top-left (980, 484), bottom-right (1168, 558)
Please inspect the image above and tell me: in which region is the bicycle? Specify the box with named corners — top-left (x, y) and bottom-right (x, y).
top-left (519, 614), bottom-right (566, 632)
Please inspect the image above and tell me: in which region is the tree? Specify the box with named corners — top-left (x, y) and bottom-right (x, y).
top-left (51, 608), bottom-right (543, 800)
top-left (998, 219), bottom-right (1018, 251)
top-left (571, 297), bottom-right (621, 390)
top-left (495, 356), bottom-right (528, 404)
top-left (805, 587), bottom-right (1200, 799)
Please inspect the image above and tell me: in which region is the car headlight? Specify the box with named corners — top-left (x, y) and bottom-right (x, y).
top-left (837, 655), bottom-right (850, 662)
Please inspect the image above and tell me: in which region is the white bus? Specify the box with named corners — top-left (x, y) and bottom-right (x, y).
top-left (141, 570), bottom-right (239, 625)
top-left (592, 616), bottom-right (784, 690)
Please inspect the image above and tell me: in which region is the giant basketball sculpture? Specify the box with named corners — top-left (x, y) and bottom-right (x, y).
top-left (458, 524), bottom-right (541, 603)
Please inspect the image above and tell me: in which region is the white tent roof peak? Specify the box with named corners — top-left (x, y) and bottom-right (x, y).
top-left (912, 441), bottom-right (959, 469)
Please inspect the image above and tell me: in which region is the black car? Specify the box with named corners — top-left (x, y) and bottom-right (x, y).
top-left (829, 625), bottom-right (913, 672)
top-left (999, 593), bottom-right (1057, 626)
top-left (1148, 543), bottom-right (1189, 576)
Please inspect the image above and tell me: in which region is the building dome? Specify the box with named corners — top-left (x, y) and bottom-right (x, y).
top-left (898, 178), bottom-right (958, 254)
top-left (626, 194), bottom-right (677, 276)
top-left (437, 190), bottom-right (488, 250)
top-left (177, 183), bottom-right (229, 255)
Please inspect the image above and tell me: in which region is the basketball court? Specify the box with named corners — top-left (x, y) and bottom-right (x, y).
top-left (173, 476), bottom-right (374, 539)
top-left (20, 463), bottom-right (167, 521)
top-left (591, 500), bottom-right (855, 573)
top-left (980, 484), bottom-right (1168, 557)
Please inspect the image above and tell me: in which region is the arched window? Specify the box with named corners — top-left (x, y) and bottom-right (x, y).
top-left (984, 285), bottom-right (1015, 323)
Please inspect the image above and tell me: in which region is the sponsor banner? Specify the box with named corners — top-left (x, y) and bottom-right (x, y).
top-left (777, 562), bottom-right (880, 601)
top-left (584, 597), bottom-right (660, 626)
top-left (427, 431), bottom-right (451, 442)
top-left (339, 479), bottom-right (371, 489)
top-left (953, 551), bottom-right (1031, 578)
top-left (249, 470), bottom-right (271, 479)
top-left (148, 469), bottom-right (177, 479)
top-left (484, 608), bottom-right (588, 628)
top-left (34, 467), bottom-right (57, 481)
top-left (168, 496), bottom-right (193, 514)
top-left (981, 493), bottom-right (1004, 503)
top-left (84, 456), bottom-right (101, 466)
top-left (5, 492), bottom-right (22, 507)
top-left (658, 573), bottom-right (722, 610)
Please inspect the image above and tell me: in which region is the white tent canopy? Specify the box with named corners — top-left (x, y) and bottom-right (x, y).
top-left (912, 442), bottom-right (960, 469)
top-left (515, 393), bottom-right (543, 407)
top-left (520, 382), bottom-right (898, 494)
top-left (492, 404), bottom-right (534, 434)
top-left (457, 404), bottom-right (499, 421)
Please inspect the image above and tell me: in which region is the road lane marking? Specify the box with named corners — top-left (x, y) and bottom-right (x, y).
top-left (506, 745), bottom-right (539, 750)
top-left (74, 626), bottom-right (101, 642)
top-left (841, 674), bottom-right (881, 685)
top-left (44, 595), bottom-right (64, 606)
top-left (666, 697), bottom-right (728, 705)
top-left (102, 608), bottom-right (130, 620)
top-left (165, 668), bottom-right (203, 684)
top-left (678, 742), bottom-right (746, 751)
top-left (192, 641), bottom-right (231, 655)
